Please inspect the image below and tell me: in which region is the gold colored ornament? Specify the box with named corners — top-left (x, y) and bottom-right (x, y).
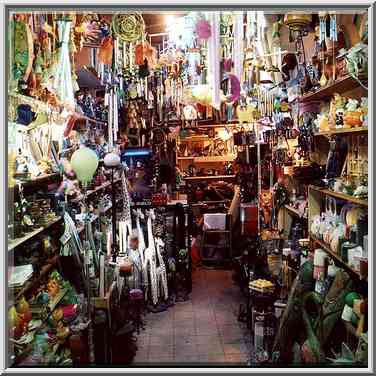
top-left (284, 13), bottom-right (312, 32)
top-left (112, 13), bottom-right (145, 43)
top-left (320, 72), bottom-right (328, 87)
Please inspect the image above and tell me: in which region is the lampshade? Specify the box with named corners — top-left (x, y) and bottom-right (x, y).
top-left (70, 147), bottom-right (99, 184)
top-left (104, 152), bottom-right (121, 167)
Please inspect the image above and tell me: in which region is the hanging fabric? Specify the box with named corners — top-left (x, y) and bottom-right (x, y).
top-left (247, 11), bottom-right (257, 43)
top-left (53, 19), bottom-right (75, 108)
top-left (233, 11), bottom-right (244, 84)
top-left (319, 12), bottom-right (327, 44)
top-left (329, 13), bottom-right (338, 41)
top-left (208, 12), bottom-right (221, 110)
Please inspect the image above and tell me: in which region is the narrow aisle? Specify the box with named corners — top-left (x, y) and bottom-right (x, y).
top-left (133, 268), bottom-right (249, 365)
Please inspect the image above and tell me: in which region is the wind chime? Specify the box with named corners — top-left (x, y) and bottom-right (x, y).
top-left (318, 12), bottom-right (329, 87)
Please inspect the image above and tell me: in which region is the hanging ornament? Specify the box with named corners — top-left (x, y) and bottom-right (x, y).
top-left (284, 13), bottom-right (312, 34)
top-left (112, 13), bottom-right (145, 43)
top-left (195, 19), bottom-right (211, 40)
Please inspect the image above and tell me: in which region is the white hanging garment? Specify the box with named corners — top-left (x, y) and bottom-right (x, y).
top-left (234, 12), bottom-right (244, 83)
top-left (207, 12), bottom-right (221, 110)
top-left (53, 20), bottom-right (75, 108)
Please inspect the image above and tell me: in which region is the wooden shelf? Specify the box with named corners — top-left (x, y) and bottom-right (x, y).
top-left (8, 217), bottom-right (62, 252)
top-left (182, 122), bottom-right (239, 130)
top-left (314, 127), bottom-right (368, 137)
top-left (179, 136), bottom-right (210, 142)
top-left (184, 175), bottom-right (236, 181)
top-left (310, 234), bottom-right (365, 280)
top-left (10, 173), bottom-right (61, 190)
top-left (193, 155), bottom-right (236, 163)
top-left (15, 255), bottom-right (60, 300)
top-left (309, 185), bottom-right (368, 207)
top-left (300, 75), bottom-right (367, 103)
top-left (177, 155), bottom-right (236, 163)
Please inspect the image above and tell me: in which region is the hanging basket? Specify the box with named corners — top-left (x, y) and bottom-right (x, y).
top-left (112, 12), bottom-right (145, 43)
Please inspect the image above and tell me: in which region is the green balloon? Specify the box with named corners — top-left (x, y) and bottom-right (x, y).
top-left (70, 147), bottom-right (99, 184)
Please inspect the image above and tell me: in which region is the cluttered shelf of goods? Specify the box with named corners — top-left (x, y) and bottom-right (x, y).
top-left (6, 8), bottom-right (369, 369)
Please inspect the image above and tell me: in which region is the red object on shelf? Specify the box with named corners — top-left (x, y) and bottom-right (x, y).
top-left (241, 204), bottom-right (258, 236)
top-left (151, 193), bottom-right (168, 206)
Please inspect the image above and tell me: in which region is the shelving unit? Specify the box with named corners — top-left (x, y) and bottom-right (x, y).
top-left (299, 75), bottom-right (367, 103)
top-left (8, 216), bottom-right (62, 252)
top-left (309, 185), bottom-right (368, 207)
top-left (310, 234), bottom-right (365, 281)
top-left (176, 124), bottom-right (236, 197)
top-left (14, 255), bottom-right (60, 300)
top-left (314, 126), bottom-right (368, 137)
top-left (183, 174), bottom-right (236, 181)
top-left (193, 155), bottom-right (236, 163)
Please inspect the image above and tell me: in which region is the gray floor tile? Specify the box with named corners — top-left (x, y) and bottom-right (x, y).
top-left (148, 345), bottom-right (174, 356)
top-left (133, 269), bottom-right (249, 366)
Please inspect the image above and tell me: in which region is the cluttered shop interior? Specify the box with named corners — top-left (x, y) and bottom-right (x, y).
top-left (7, 8), bottom-right (369, 368)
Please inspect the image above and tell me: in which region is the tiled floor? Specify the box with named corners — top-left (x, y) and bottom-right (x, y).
top-left (132, 268), bottom-right (250, 366)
